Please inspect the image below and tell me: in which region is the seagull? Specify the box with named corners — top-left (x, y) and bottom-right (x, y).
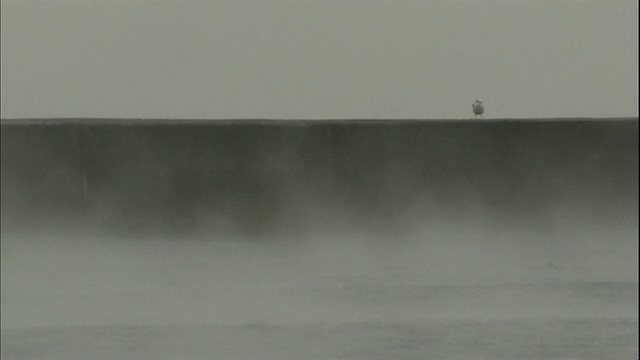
top-left (472, 99), bottom-right (484, 118)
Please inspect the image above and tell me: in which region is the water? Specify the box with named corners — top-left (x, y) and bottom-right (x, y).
top-left (2, 321), bottom-right (637, 359)
top-left (2, 235), bottom-right (637, 359)
top-left (1, 118), bottom-right (637, 359)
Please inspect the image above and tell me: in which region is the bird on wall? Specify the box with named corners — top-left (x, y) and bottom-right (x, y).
top-left (472, 99), bottom-right (485, 118)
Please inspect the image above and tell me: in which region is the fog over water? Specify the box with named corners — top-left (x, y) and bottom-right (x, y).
top-left (1, 119), bottom-right (638, 359)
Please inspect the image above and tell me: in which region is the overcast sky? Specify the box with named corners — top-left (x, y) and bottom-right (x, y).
top-left (1, 0), bottom-right (638, 119)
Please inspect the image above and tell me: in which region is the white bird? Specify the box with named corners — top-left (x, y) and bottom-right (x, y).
top-left (472, 99), bottom-right (484, 118)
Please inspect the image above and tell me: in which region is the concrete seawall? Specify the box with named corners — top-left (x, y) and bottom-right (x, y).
top-left (1, 119), bottom-right (637, 240)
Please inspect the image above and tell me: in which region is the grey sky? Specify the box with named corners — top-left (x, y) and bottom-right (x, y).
top-left (1, 0), bottom-right (637, 119)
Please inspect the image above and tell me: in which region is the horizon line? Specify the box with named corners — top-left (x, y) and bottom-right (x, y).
top-left (1, 116), bottom-right (638, 124)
